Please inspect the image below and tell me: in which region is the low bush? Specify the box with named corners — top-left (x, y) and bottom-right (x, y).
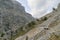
top-left (1, 33), bottom-right (5, 37)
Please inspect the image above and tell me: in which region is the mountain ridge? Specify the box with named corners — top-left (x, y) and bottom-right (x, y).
top-left (0, 0), bottom-right (34, 40)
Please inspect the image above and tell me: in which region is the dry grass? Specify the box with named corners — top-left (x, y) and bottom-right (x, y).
top-left (48, 33), bottom-right (60, 40)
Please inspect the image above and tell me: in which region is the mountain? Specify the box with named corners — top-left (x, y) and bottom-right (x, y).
top-left (15, 3), bottom-right (60, 40)
top-left (0, 0), bottom-right (34, 40)
top-left (34, 3), bottom-right (60, 40)
top-left (33, 3), bottom-right (60, 40)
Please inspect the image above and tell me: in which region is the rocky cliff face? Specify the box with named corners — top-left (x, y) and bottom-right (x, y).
top-left (0, 0), bottom-right (34, 40)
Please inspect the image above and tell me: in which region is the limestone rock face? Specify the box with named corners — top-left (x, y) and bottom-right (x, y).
top-left (0, 0), bottom-right (34, 40)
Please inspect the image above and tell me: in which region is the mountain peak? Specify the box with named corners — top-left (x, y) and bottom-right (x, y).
top-left (0, 0), bottom-right (34, 40)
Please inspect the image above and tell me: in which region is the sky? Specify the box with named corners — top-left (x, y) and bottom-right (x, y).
top-left (16, 0), bottom-right (60, 18)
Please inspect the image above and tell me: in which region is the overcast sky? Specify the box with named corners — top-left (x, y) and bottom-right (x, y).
top-left (16, 0), bottom-right (60, 18)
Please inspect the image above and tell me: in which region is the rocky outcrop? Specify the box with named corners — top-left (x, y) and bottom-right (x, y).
top-left (0, 0), bottom-right (34, 40)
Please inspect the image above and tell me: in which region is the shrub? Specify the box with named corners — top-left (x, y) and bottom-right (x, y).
top-left (42, 17), bottom-right (48, 21)
top-left (20, 27), bottom-right (23, 31)
top-left (53, 8), bottom-right (57, 11)
top-left (28, 23), bottom-right (32, 27)
top-left (31, 21), bottom-right (36, 25)
top-left (28, 21), bottom-right (36, 27)
top-left (1, 33), bottom-right (5, 37)
top-left (36, 19), bottom-right (40, 21)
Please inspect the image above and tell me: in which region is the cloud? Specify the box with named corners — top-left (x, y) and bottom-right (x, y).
top-left (27, 0), bottom-right (46, 9)
top-left (27, 0), bottom-right (60, 18)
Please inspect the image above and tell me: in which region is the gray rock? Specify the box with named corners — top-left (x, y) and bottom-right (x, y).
top-left (0, 0), bottom-right (34, 40)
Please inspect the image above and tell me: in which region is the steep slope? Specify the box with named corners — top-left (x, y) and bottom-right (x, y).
top-left (15, 3), bottom-right (60, 40)
top-left (34, 3), bottom-right (60, 40)
top-left (35, 3), bottom-right (60, 40)
top-left (0, 0), bottom-right (34, 40)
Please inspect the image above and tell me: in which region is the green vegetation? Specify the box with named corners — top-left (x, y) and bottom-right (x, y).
top-left (10, 30), bottom-right (26, 40)
top-left (36, 19), bottom-right (40, 21)
top-left (10, 17), bottom-right (48, 40)
top-left (28, 21), bottom-right (36, 27)
top-left (36, 17), bottom-right (48, 24)
top-left (10, 21), bottom-right (36, 40)
top-left (1, 32), bottom-right (5, 37)
top-left (42, 17), bottom-right (48, 21)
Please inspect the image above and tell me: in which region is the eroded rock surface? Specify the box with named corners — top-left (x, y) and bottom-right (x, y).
top-left (0, 0), bottom-right (34, 40)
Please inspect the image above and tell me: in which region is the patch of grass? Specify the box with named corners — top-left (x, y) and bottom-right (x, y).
top-left (10, 22), bottom-right (36, 40)
top-left (11, 27), bottom-right (35, 40)
top-left (11, 30), bottom-right (26, 40)
top-left (36, 17), bottom-right (48, 24)
top-left (41, 17), bottom-right (48, 21)
top-left (36, 19), bottom-right (40, 21)
top-left (10, 17), bottom-right (48, 40)
top-left (1, 33), bottom-right (5, 37)
top-left (28, 21), bottom-right (36, 27)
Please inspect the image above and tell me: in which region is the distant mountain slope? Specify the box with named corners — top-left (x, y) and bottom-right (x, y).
top-left (0, 0), bottom-right (34, 40)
